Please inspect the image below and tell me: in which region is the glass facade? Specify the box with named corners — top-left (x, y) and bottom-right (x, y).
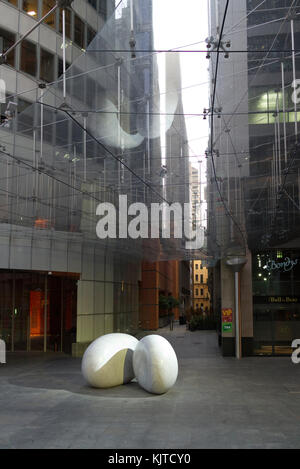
top-left (0, 27), bottom-right (15, 67)
top-left (253, 250), bottom-right (300, 355)
top-left (20, 40), bottom-right (37, 77)
top-left (22, 0), bottom-right (39, 17)
top-left (42, 0), bottom-right (56, 29)
top-left (74, 14), bottom-right (85, 49)
top-left (40, 48), bottom-right (55, 83)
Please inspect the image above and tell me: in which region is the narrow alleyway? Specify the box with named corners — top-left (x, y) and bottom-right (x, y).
top-left (0, 324), bottom-right (299, 448)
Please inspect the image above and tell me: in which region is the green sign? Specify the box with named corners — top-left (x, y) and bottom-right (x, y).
top-left (222, 322), bottom-right (232, 333)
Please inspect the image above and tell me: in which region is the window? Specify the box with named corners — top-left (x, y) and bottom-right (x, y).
top-left (195, 264), bottom-right (198, 269)
top-left (195, 289), bottom-right (199, 296)
top-left (88, 0), bottom-right (97, 9)
top-left (6, 0), bottom-right (18, 6)
top-left (200, 288), bottom-right (203, 296)
top-left (74, 15), bottom-right (85, 49)
top-left (17, 98), bottom-right (33, 133)
top-left (59, 7), bottom-right (71, 38)
top-left (22, 0), bottom-right (38, 17)
top-left (195, 274), bottom-right (198, 281)
top-left (0, 28), bottom-right (15, 67)
top-left (40, 48), bottom-right (54, 83)
top-left (58, 58), bottom-right (70, 78)
top-left (200, 274), bottom-right (203, 283)
top-left (87, 26), bottom-right (96, 46)
top-left (42, 0), bottom-right (56, 29)
top-left (20, 40), bottom-right (36, 77)
top-left (98, 0), bottom-right (107, 19)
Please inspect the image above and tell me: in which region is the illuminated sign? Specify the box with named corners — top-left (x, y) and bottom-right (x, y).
top-left (265, 257), bottom-right (298, 273)
top-left (253, 296), bottom-right (300, 304)
top-left (222, 308), bottom-right (233, 333)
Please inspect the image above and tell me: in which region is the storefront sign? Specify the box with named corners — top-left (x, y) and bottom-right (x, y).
top-left (222, 308), bottom-right (233, 333)
top-left (265, 257), bottom-right (298, 273)
top-left (253, 296), bottom-right (300, 304)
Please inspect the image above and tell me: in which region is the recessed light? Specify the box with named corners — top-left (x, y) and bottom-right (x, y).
top-left (27, 10), bottom-right (37, 16)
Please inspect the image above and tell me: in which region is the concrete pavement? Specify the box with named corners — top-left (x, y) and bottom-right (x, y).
top-left (0, 324), bottom-right (300, 448)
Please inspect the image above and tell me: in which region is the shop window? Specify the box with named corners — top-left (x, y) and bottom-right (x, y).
top-left (74, 15), bottom-right (85, 49)
top-left (22, 0), bottom-right (38, 17)
top-left (87, 26), bottom-right (96, 46)
top-left (42, 0), bottom-right (56, 29)
top-left (20, 39), bottom-right (37, 77)
top-left (58, 7), bottom-right (71, 38)
top-left (40, 48), bottom-right (54, 83)
top-left (0, 27), bottom-right (15, 67)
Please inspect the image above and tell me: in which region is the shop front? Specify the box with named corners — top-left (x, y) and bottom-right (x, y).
top-left (0, 269), bottom-right (78, 353)
top-left (252, 250), bottom-right (300, 355)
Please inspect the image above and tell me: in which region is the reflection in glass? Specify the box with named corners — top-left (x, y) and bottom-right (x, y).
top-left (42, 0), bottom-right (56, 29)
top-left (0, 27), bottom-right (15, 67)
top-left (40, 48), bottom-right (54, 83)
top-left (74, 14), bottom-right (85, 49)
top-left (20, 39), bottom-right (37, 77)
top-left (22, 0), bottom-right (38, 17)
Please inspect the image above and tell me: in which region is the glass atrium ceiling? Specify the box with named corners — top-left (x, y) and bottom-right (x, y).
top-left (0, 0), bottom-right (300, 265)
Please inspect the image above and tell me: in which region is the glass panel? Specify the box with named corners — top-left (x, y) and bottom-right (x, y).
top-left (42, 0), bottom-right (56, 29)
top-left (22, 0), bottom-right (38, 18)
top-left (88, 0), bottom-right (97, 10)
top-left (0, 27), bottom-right (15, 67)
top-left (14, 271), bottom-right (31, 351)
top-left (20, 39), bottom-right (37, 77)
top-left (74, 14), bottom-right (85, 49)
top-left (98, 0), bottom-right (107, 18)
top-left (0, 270), bottom-right (13, 351)
top-left (57, 58), bottom-right (70, 78)
top-left (40, 48), bottom-right (54, 83)
top-left (6, 0), bottom-right (18, 6)
top-left (87, 26), bottom-right (96, 46)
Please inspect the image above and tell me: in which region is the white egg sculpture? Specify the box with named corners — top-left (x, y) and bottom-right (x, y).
top-left (133, 335), bottom-right (178, 394)
top-left (82, 333), bottom-right (138, 388)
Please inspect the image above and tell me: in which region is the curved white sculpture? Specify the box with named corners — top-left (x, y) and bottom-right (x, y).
top-left (133, 335), bottom-right (178, 394)
top-left (82, 333), bottom-right (138, 388)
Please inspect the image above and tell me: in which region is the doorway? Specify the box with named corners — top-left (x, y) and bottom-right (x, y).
top-left (0, 269), bottom-right (79, 353)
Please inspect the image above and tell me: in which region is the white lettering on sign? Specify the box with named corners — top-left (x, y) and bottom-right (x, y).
top-left (265, 257), bottom-right (298, 273)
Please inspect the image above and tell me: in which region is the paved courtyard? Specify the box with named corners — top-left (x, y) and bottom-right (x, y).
top-left (0, 325), bottom-right (300, 449)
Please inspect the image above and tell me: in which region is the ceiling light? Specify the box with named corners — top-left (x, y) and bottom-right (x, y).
top-left (27, 10), bottom-right (37, 16)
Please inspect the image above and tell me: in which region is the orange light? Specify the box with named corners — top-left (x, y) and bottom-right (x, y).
top-left (34, 218), bottom-right (50, 229)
